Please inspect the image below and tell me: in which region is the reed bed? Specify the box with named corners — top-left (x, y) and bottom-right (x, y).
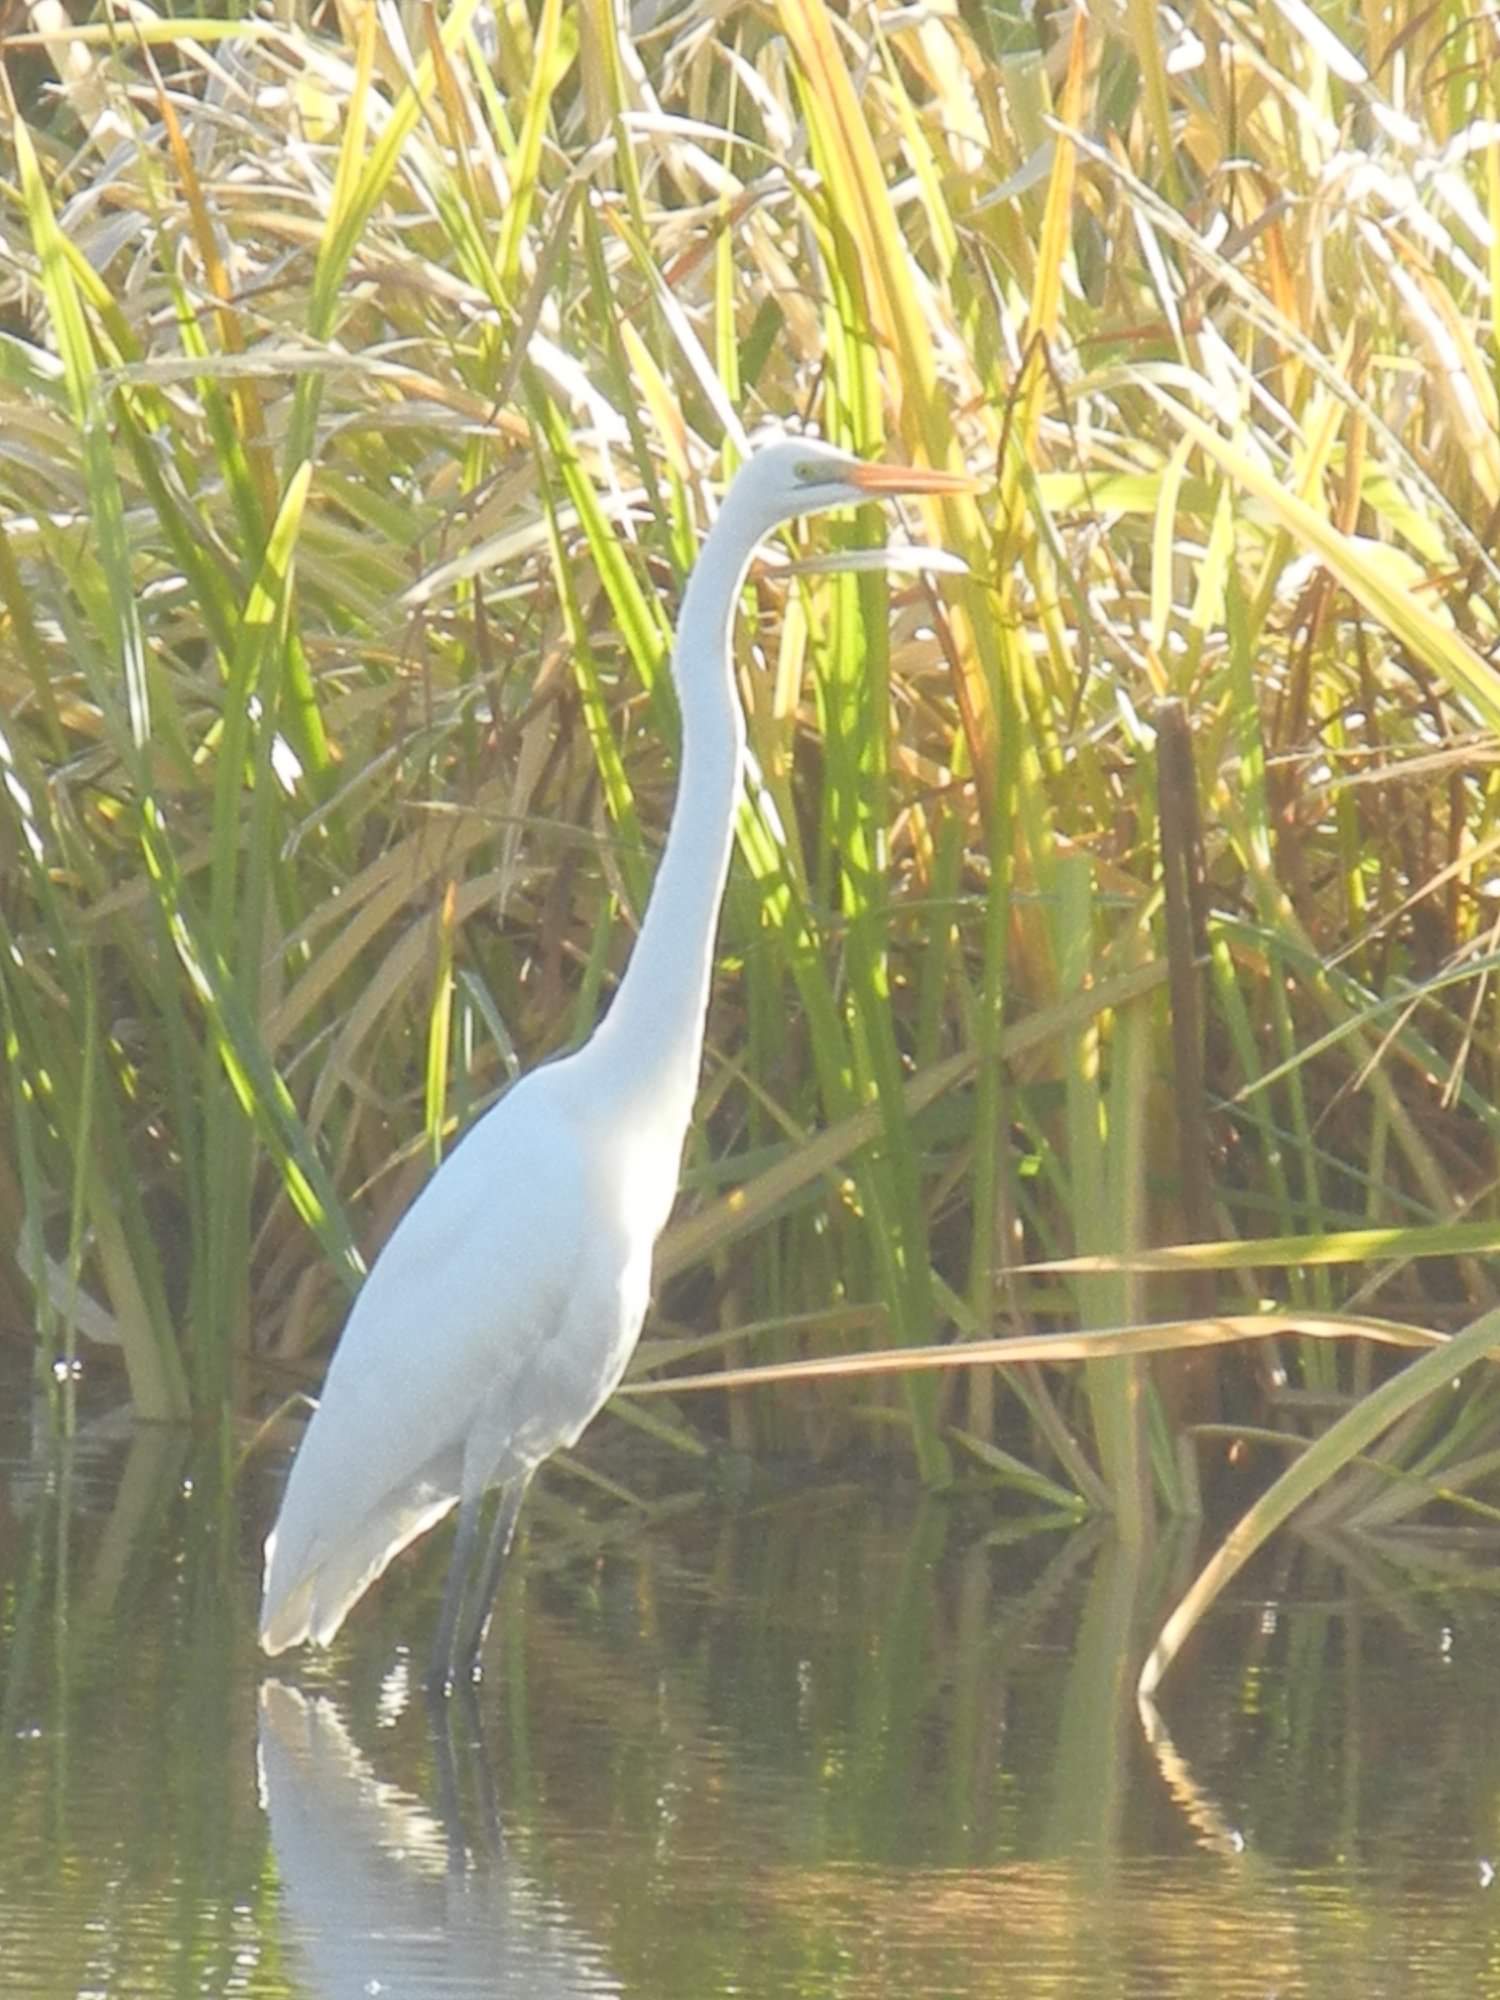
top-left (3, 0), bottom-right (1500, 1653)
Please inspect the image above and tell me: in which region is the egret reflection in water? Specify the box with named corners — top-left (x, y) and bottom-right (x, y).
top-left (258, 1680), bottom-right (619, 1999)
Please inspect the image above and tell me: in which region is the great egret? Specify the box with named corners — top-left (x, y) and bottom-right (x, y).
top-left (259, 434), bottom-right (973, 1690)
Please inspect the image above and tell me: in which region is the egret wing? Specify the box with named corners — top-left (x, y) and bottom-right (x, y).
top-left (260, 1074), bottom-right (609, 1650)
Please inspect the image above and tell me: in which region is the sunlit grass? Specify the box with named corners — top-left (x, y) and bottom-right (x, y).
top-left (3, 0), bottom-right (1500, 1600)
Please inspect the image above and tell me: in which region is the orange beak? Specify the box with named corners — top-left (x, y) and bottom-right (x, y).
top-left (846, 460), bottom-right (981, 496)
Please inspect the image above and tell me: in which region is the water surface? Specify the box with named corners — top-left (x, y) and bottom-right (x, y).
top-left (1, 1371), bottom-right (1497, 1997)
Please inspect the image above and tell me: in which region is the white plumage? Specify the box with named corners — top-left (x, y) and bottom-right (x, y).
top-left (259, 434), bottom-right (972, 1688)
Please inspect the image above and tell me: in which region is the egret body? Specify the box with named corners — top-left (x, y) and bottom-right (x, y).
top-left (259, 435), bottom-right (971, 1688)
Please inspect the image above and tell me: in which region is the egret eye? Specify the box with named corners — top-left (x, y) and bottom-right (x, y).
top-left (795, 458), bottom-right (842, 484)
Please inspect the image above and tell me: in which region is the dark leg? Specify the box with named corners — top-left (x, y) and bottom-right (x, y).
top-left (453, 1473), bottom-right (531, 1685)
top-left (424, 1677), bottom-right (502, 1861)
top-left (464, 1678), bottom-right (504, 1852)
top-left (426, 1491), bottom-right (483, 1694)
top-left (424, 1679), bottom-right (468, 1877)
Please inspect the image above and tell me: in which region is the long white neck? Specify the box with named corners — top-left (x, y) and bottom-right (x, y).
top-left (582, 496), bottom-right (763, 1134)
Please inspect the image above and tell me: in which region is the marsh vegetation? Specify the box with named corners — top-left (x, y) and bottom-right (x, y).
top-left (2, 0), bottom-right (1500, 1693)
